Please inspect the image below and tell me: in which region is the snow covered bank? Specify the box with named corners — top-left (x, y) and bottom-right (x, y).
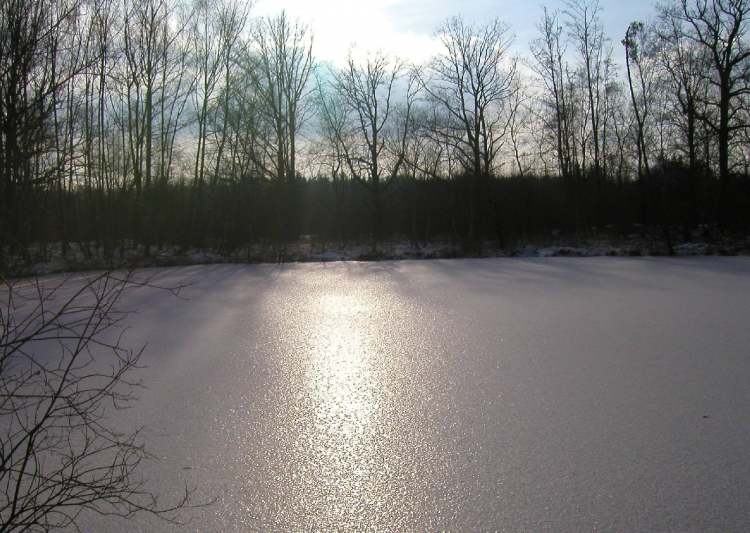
top-left (3, 232), bottom-right (750, 278)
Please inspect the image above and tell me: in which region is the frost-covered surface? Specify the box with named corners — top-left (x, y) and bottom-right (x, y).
top-left (63, 258), bottom-right (750, 531)
top-left (4, 232), bottom-right (750, 278)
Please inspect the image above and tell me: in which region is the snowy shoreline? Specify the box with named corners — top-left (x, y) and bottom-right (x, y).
top-left (3, 233), bottom-right (749, 279)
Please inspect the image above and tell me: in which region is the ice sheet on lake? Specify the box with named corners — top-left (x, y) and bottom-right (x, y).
top-left (72, 257), bottom-right (750, 531)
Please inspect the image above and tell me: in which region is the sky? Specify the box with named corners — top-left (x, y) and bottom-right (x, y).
top-left (253, 0), bottom-right (658, 66)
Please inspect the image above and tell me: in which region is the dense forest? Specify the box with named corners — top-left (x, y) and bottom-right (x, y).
top-left (1, 0), bottom-right (750, 267)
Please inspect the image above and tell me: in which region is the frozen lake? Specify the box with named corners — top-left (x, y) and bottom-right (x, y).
top-left (78, 257), bottom-right (750, 531)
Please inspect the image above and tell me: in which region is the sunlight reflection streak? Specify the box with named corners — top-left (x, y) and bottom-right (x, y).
top-left (300, 290), bottom-right (383, 523)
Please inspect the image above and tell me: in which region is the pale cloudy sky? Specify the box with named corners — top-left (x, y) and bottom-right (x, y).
top-left (253, 0), bottom-right (657, 65)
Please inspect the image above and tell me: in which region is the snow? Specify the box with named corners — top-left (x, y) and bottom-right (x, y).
top-left (66, 257), bottom-right (750, 531)
top-left (7, 234), bottom-right (750, 278)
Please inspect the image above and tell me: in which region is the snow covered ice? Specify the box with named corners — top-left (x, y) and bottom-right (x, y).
top-left (74, 257), bottom-right (750, 531)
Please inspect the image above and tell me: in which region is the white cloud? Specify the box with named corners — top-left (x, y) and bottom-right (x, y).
top-left (253, 0), bottom-right (441, 65)
top-left (251, 0), bottom-right (656, 67)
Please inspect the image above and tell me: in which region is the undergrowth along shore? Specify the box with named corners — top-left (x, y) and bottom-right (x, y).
top-left (3, 229), bottom-right (749, 279)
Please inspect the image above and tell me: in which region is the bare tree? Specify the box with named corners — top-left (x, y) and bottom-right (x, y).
top-left (186, 0), bottom-right (246, 244)
top-left (403, 102), bottom-right (452, 180)
top-left (190, 0), bottom-right (245, 186)
top-left (208, 3), bottom-right (248, 188)
top-left (531, 8), bottom-right (574, 180)
top-left (0, 272), bottom-right (195, 531)
top-left (315, 79), bottom-right (350, 240)
top-left (675, 0), bottom-right (750, 224)
top-left (79, 0), bottom-right (116, 249)
top-left (121, 0), bottom-right (167, 197)
top-left (604, 81), bottom-right (634, 186)
top-left (565, 0), bottom-right (607, 179)
top-left (241, 11), bottom-right (314, 242)
top-left (421, 16), bottom-right (517, 241)
top-left (507, 77), bottom-right (532, 177)
top-left (218, 59), bottom-right (268, 183)
top-left (422, 17), bottom-right (517, 178)
top-left (623, 21), bottom-right (657, 181)
top-left (329, 52), bottom-right (413, 242)
top-left (0, 0), bottom-right (87, 254)
top-left (656, 6), bottom-right (711, 172)
top-left (248, 11), bottom-right (314, 183)
top-left (119, 0), bottom-right (186, 247)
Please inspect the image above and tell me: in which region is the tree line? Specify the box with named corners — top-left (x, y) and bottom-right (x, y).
top-left (1, 0), bottom-right (750, 263)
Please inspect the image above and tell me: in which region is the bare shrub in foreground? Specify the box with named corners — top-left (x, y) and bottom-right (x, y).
top-left (0, 272), bottom-right (193, 531)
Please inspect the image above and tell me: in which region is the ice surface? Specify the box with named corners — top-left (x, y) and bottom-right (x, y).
top-left (71, 257), bottom-right (750, 531)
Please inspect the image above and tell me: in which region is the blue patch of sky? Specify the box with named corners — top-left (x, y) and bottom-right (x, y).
top-left (384, 0), bottom-right (657, 55)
